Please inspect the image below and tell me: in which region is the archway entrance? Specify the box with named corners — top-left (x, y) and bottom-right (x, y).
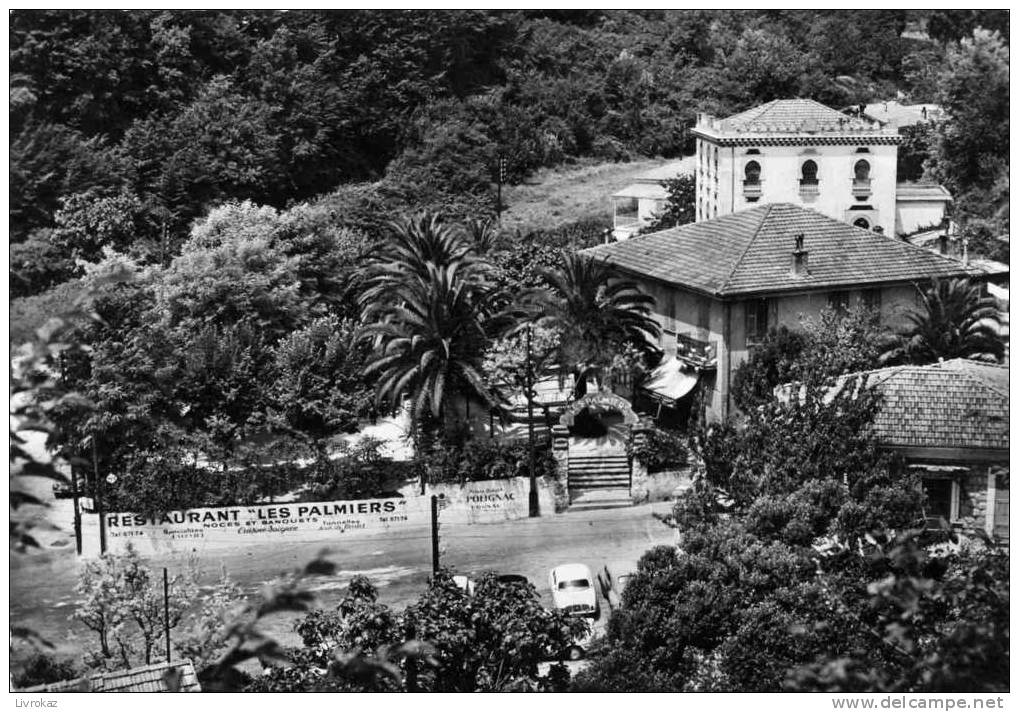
top-left (559, 391), bottom-right (636, 509)
top-left (559, 390), bottom-right (638, 454)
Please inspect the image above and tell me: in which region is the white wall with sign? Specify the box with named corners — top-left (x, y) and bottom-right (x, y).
top-left (81, 476), bottom-right (555, 558)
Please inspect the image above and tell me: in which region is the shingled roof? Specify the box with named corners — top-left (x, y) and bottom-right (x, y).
top-left (724, 99), bottom-right (880, 133)
top-left (692, 99), bottom-right (899, 144)
top-left (836, 360), bottom-right (1009, 453)
top-left (20, 660), bottom-right (201, 693)
top-left (582, 204), bottom-right (979, 297)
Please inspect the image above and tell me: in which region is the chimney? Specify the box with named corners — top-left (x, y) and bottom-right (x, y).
top-left (791, 233), bottom-right (809, 276)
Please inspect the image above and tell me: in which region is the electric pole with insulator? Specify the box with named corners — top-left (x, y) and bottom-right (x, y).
top-left (526, 323), bottom-right (539, 517)
top-left (430, 495), bottom-right (441, 574)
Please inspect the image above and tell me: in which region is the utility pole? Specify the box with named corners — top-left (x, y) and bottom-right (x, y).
top-left (526, 324), bottom-right (539, 517)
top-left (430, 495), bottom-right (440, 574)
top-left (71, 464), bottom-right (82, 555)
top-left (93, 436), bottom-right (107, 555)
top-left (163, 568), bottom-right (171, 662)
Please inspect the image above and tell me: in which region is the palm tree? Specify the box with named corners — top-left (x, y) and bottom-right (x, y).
top-left (880, 277), bottom-right (1004, 365)
top-left (525, 252), bottom-right (660, 392)
top-left (357, 213), bottom-right (486, 322)
top-left (359, 214), bottom-right (503, 445)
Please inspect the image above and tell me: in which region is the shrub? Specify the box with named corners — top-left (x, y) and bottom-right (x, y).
top-left (419, 438), bottom-right (558, 485)
top-left (629, 428), bottom-right (688, 473)
top-left (306, 438), bottom-right (416, 501)
top-left (13, 653), bottom-right (80, 689)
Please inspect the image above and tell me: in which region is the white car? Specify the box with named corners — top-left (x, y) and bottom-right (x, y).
top-left (452, 575), bottom-right (476, 596)
top-left (549, 563), bottom-right (598, 617)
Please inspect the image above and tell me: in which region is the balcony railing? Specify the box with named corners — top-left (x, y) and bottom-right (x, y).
top-left (742, 180), bottom-right (762, 200)
top-left (675, 333), bottom-right (718, 369)
top-left (852, 178), bottom-right (872, 198)
top-left (799, 179), bottom-right (819, 199)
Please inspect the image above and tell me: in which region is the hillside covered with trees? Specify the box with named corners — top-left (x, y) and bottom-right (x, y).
top-left (10, 9), bottom-right (1010, 298)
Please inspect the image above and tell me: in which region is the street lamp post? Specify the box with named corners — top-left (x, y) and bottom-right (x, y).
top-left (526, 323), bottom-right (539, 517)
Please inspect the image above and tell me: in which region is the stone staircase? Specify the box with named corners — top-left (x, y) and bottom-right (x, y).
top-left (568, 452), bottom-right (632, 511)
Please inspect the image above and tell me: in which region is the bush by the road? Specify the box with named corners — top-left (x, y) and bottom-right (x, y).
top-left (418, 438), bottom-right (559, 485)
top-left (628, 427), bottom-right (688, 473)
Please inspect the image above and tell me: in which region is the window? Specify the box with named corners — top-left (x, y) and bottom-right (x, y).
top-left (746, 148), bottom-right (761, 155)
top-left (853, 217), bottom-right (871, 230)
top-left (743, 161), bottom-right (762, 201)
top-left (800, 160), bottom-right (818, 185)
top-left (744, 161), bottom-right (761, 185)
top-left (852, 159), bottom-right (872, 198)
top-left (860, 288), bottom-right (882, 313)
top-left (855, 147), bottom-right (871, 153)
top-left (745, 298), bottom-right (769, 346)
top-left (696, 296), bottom-right (711, 331)
top-left (828, 291), bottom-right (850, 312)
top-left (923, 478), bottom-right (958, 528)
top-left (800, 160), bottom-right (819, 196)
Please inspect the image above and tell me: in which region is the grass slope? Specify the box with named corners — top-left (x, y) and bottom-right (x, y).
top-left (501, 156), bottom-right (693, 234)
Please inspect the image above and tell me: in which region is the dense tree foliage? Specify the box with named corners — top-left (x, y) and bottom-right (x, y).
top-left (38, 202), bottom-right (376, 512)
top-left (731, 306), bottom-right (884, 412)
top-left (576, 378), bottom-right (1008, 692)
top-left (249, 572), bottom-right (583, 692)
top-left (11, 10), bottom-right (1009, 296)
top-left (926, 30), bottom-right (1009, 256)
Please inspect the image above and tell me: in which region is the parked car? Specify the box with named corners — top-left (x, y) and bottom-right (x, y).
top-left (452, 575), bottom-right (475, 596)
top-left (549, 563), bottom-right (598, 617)
top-left (496, 574), bottom-right (529, 586)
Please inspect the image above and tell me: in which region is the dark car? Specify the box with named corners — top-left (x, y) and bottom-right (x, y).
top-left (496, 574), bottom-right (529, 586)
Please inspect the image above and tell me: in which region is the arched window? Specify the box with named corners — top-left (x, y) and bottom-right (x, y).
top-left (743, 160), bottom-right (762, 202)
top-left (801, 160), bottom-right (818, 184)
top-left (854, 160), bottom-right (871, 181)
top-left (853, 217), bottom-right (870, 230)
top-left (744, 161), bottom-right (761, 185)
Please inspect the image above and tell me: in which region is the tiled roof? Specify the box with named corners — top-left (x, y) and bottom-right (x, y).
top-left (583, 204), bottom-right (979, 297)
top-left (21, 660), bottom-right (201, 693)
top-left (896, 182), bottom-right (952, 201)
top-left (706, 99), bottom-right (893, 136)
top-left (836, 360), bottom-right (1009, 452)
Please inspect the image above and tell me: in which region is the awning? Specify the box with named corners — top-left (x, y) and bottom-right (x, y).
top-left (639, 356), bottom-right (699, 404)
top-left (612, 183), bottom-right (669, 201)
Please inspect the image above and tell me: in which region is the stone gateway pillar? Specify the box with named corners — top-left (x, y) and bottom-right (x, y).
top-left (551, 424), bottom-right (570, 511)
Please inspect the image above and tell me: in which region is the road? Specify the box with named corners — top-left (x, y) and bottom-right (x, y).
top-left (10, 498), bottom-right (677, 660)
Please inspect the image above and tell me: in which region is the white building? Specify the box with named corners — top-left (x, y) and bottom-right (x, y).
top-left (610, 159), bottom-right (691, 240)
top-left (690, 99), bottom-right (950, 237)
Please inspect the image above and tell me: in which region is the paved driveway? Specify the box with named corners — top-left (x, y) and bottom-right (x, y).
top-left (11, 499), bottom-right (676, 661)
